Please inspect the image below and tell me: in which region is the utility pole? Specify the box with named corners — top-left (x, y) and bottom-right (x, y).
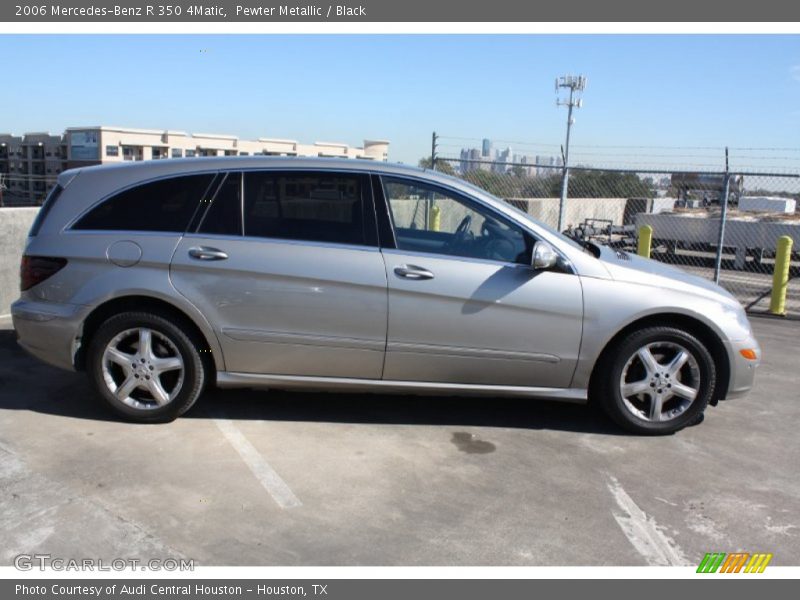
top-left (713, 147), bottom-right (731, 284)
top-left (426, 131), bottom-right (439, 230)
top-left (556, 75), bottom-right (587, 232)
top-left (430, 131), bottom-right (438, 171)
top-left (0, 142), bottom-right (6, 207)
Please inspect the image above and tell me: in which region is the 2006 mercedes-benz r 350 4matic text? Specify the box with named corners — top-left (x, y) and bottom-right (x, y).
top-left (12, 158), bottom-right (760, 434)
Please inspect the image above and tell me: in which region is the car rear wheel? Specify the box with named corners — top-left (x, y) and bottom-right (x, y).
top-left (596, 326), bottom-right (716, 434)
top-left (87, 311), bottom-right (206, 422)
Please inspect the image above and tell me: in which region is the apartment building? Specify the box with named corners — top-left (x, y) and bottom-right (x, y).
top-left (1, 126), bottom-right (389, 205)
top-left (0, 132), bottom-right (67, 205)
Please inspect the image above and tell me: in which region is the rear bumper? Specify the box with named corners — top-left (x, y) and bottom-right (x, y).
top-left (11, 299), bottom-right (88, 372)
top-left (723, 335), bottom-right (761, 400)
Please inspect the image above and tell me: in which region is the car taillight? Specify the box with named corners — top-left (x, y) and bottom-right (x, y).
top-left (20, 255), bottom-right (67, 291)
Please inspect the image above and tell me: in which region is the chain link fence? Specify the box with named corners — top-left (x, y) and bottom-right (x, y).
top-left (435, 155), bottom-right (800, 318)
top-left (3, 150), bottom-right (798, 317)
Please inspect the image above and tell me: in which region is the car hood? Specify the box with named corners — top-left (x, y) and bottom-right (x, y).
top-left (593, 244), bottom-right (739, 306)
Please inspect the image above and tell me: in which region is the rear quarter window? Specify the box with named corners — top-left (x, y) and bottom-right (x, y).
top-left (73, 174), bottom-right (215, 233)
top-left (28, 184), bottom-right (63, 237)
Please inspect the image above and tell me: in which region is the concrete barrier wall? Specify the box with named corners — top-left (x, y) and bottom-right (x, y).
top-left (0, 208), bottom-right (38, 315)
top-left (636, 212), bottom-right (800, 247)
top-left (511, 197), bottom-right (631, 230)
top-left (391, 197), bottom-right (632, 232)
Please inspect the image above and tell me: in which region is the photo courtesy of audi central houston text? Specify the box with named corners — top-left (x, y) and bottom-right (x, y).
top-left (12, 157), bottom-right (760, 435)
top-left (1, 32), bottom-right (799, 571)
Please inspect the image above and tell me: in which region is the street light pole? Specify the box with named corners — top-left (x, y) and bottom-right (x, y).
top-left (556, 75), bottom-right (586, 232)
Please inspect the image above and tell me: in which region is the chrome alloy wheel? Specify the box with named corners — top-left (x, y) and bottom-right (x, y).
top-left (101, 327), bottom-right (184, 410)
top-left (619, 341), bottom-right (701, 423)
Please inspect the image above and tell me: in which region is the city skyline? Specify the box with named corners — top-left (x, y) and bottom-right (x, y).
top-left (1, 34), bottom-right (799, 169)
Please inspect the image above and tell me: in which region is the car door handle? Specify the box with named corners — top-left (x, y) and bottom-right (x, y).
top-left (394, 265), bottom-right (434, 280)
top-left (188, 246), bottom-right (228, 261)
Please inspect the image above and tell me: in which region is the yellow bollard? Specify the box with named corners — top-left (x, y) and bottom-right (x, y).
top-left (637, 225), bottom-right (653, 259)
top-left (429, 205), bottom-right (441, 232)
top-left (769, 236), bottom-right (793, 316)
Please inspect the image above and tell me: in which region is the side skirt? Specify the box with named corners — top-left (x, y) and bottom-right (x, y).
top-left (216, 372), bottom-right (588, 403)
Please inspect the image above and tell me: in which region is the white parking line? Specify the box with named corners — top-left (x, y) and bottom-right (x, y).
top-left (606, 475), bottom-right (688, 566)
top-left (214, 419), bottom-right (302, 509)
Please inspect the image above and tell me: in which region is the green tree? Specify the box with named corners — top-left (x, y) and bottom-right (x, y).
top-left (462, 169), bottom-right (522, 197)
top-left (418, 157), bottom-right (455, 175)
top-left (566, 170), bottom-right (654, 198)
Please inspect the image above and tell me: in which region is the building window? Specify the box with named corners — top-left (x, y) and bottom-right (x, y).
top-left (106, 145), bottom-right (119, 157)
top-left (185, 149), bottom-right (196, 158)
top-left (171, 148), bottom-right (183, 158)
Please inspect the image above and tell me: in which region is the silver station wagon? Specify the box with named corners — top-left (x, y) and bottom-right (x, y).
top-left (12, 158), bottom-right (760, 434)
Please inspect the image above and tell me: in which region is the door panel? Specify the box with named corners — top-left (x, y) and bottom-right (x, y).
top-left (378, 175), bottom-right (584, 388)
top-left (169, 169), bottom-right (387, 379)
top-left (383, 250), bottom-right (583, 387)
top-left (170, 236), bottom-right (388, 378)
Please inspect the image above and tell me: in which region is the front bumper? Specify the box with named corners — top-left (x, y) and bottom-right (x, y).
top-left (11, 299), bottom-right (89, 372)
top-left (723, 335), bottom-right (761, 400)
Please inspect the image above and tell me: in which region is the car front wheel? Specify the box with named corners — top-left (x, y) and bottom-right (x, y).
top-left (596, 326), bottom-right (716, 435)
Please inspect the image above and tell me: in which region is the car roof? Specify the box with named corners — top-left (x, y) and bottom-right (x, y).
top-left (56, 156), bottom-right (480, 200)
top-left (49, 156), bottom-right (500, 229)
top-left (60, 156), bottom-right (425, 182)
top-left (56, 156), bottom-right (492, 210)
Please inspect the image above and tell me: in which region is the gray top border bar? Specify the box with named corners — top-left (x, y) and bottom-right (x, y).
top-left (2, 0), bottom-right (800, 22)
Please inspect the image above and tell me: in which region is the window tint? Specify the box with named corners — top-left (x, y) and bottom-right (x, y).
top-left (197, 172), bottom-right (242, 236)
top-left (243, 171), bottom-right (366, 246)
top-left (73, 174), bottom-right (214, 232)
top-left (382, 177), bottom-right (530, 264)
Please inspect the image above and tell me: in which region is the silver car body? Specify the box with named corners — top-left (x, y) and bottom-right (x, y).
top-left (11, 157), bottom-right (759, 402)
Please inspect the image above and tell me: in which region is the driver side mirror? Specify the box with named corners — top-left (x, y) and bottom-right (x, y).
top-left (531, 241), bottom-right (559, 270)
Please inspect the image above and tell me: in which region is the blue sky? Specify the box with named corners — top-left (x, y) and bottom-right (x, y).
top-left (1, 35), bottom-right (798, 167)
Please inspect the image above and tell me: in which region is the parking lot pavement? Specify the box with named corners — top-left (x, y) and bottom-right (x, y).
top-left (0, 315), bottom-right (797, 567)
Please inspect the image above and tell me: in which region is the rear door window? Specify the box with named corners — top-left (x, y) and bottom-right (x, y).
top-left (73, 174), bottom-right (215, 232)
top-left (196, 172), bottom-right (243, 236)
top-left (242, 171), bottom-right (371, 246)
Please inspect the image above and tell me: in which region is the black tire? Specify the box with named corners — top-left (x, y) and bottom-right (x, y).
top-left (87, 311), bottom-right (206, 422)
top-left (594, 326), bottom-right (716, 435)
